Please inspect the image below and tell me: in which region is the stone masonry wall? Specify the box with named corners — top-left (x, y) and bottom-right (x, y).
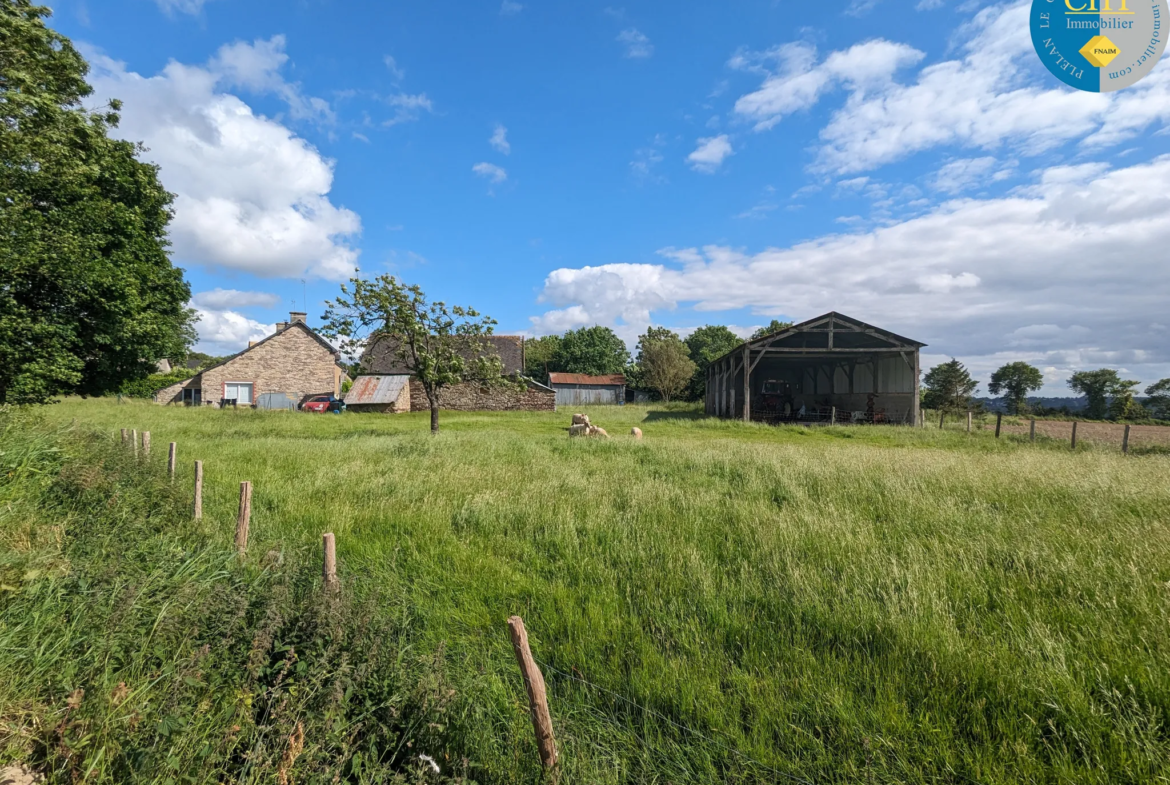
top-left (408, 379), bottom-right (555, 412)
top-left (201, 327), bottom-right (339, 406)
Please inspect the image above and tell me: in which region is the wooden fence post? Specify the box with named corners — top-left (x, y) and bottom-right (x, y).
top-left (967, 411), bottom-right (972, 433)
top-left (132, 429), bottom-right (139, 457)
top-left (322, 533), bottom-right (338, 592)
top-left (193, 461), bottom-right (203, 520)
top-left (1122, 424), bottom-right (1131, 455)
top-left (507, 616), bottom-right (558, 772)
top-left (142, 431), bottom-right (151, 457)
top-left (995, 413), bottom-right (1002, 439)
top-left (939, 412), bottom-right (945, 431)
top-left (1030, 418), bottom-right (1036, 442)
top-left (235, 481), bottom-right (252, 553)
top-left (830, 406), bottom-right (836, 426)
top-left (1071, 421), bottom-right (1078, 450)
top-left (121, 428), bottom-right (129, 445)
top-left (167, 443), bottom-right (177, 481)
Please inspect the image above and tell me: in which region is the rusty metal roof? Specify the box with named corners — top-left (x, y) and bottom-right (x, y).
top-left (547, 373), bottom-right (626, 386)
top-left (344, 375), bottom-right (410, 405)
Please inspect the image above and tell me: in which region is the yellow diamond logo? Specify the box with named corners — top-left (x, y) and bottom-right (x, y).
top-left (1080, 36), bottom-right (1121, 68)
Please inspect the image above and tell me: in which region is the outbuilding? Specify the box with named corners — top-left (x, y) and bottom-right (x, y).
top-left (548, 373), bottom-right (627, 407)
top-left (344, 375), bottom-right (412, 413)
top-left (706, 312), bottom-right (924, 425)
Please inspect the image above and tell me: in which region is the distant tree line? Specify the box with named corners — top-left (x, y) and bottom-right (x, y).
top-left (923, 359), bottom-right (1170, 422)
top-left (525, 321), bottom-right (795, 403)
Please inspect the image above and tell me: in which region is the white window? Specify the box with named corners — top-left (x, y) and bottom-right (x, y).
top-left (224, 382), bottom-right (254, 405)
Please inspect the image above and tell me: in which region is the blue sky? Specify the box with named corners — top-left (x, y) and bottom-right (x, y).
top-left (51, 0), bottom-right (1170, 394)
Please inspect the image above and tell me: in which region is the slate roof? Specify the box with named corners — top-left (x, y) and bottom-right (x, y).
top-left (548, 373), bottom-right (627, 386)
top-left (361, 334), bottom-right (525, 375)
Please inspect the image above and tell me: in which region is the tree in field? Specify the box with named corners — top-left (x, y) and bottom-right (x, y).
top-left (523, 335), bottom-right (561, 382)
top-left (922, 359), bottom-right (979, 414)
top-left (684, 325), bottom-right (741, 401)
top-left (751, 319), bottom-right (794, 340)
top-left (633, 327), bottom-right (695, 402)
top-left (988, 362), bottom-right (1045, 415)
top-left (321, 275), bottom-right (507, 433)
top-left (1146, 379), bottom-right (1170, 419)
top-left (1067, 369), bottom-right (1138, 420)
top-left (0, 1), bottom-right (196, 404)
top-left (553, 326), bottom-right (630, 376)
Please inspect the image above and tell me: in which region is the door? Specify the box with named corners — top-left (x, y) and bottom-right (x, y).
top-left (224, 382), bottom-right (254, 405)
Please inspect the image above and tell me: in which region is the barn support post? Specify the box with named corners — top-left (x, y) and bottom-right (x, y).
top-left (742, 345), bottom-right (751, 423)
top-left (912, 350), bottom-right (921, 427)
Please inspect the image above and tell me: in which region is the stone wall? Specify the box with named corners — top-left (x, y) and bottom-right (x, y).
top-left (200, 326), bottom-right (340, 406)
top-left (408, 379), bottom-right (555, 412)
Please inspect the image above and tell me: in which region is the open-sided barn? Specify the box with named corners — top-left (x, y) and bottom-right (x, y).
top-left (707, 312), bottom-right (924, 426)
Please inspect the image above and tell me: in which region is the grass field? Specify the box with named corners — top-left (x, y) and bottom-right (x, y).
top-left (3, 398), bottom-right (1170, 784)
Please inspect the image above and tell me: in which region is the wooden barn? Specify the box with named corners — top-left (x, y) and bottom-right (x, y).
top-left (706, 313), bottom-right (924, 426)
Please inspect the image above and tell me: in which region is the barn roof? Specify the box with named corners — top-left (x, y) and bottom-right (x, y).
top-left (344, 375), bottom-right (410, 405)
top-left (714, 312), bottom-right (925, 365)
top-left (362, 334), bottom-right (525, 375)
top-left (548, 373), bottom-right (627, 386)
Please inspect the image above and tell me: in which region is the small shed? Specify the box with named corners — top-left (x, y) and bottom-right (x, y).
top-left (345, 375), bottom-right (412, 413)
top-left (548, 373), bottom-right (626, 406)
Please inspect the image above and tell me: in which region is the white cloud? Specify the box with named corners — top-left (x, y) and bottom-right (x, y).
top-left (687, 135), bottom-right (734, 173)
top-left (617, 28), bottom-right (653, 58)
top-left (155, 0), bottom-right (214, 15)
top-left (88, 42), bottom-right (362, 281)
top-left (930, 157), bottom-right (1015, 194)
top-left (384, 92), bottom-right (434, 126)
top-left (732, 2), bottom-right (1170, 174)
top-left (208, 36), bottom-right (333, 124)
top-left (191, 289), bottom-right (282, 310)
top-left (916, 0), bottom-right (943, 8)
top-left (383, 55), bottom-right (405, 82)
top-left (501, 0), bottom-right (523, 14)
top-left (490, 124), bottom-right (511, 155)
top-left (529, 156), bottom-right (1170, 386)
top-left (472, 162), bottom-right (508, 183)
top-left (193, 307), bottom-right (275, 354)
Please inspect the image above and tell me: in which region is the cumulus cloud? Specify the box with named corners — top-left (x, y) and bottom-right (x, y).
top-left (617, 28), bottom-right (653, 58)
top-left (87, 41), bottom-right (361, 281)
top-left (732, 1), bottom-right (1170, 174)
top-left (500, 0), bottom-right (523, 14)
top-left (209, 36), bottom-right (333, 123)
top-left (193, 308), bottom-right (275, 354)
top-left (490, 124), bottom-right (511, 154)
top-left (529, 156), bottom-right (1170, 385)
top-left (687, 135), bottom-right (734, 173)
top-left (930, 157), bottom-right (1015, 194)
top-left (191, 289), bottom-right (282, 310)
top-left (472, 162), bottom-right (508, 183)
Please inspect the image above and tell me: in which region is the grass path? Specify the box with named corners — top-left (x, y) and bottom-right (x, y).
top-left (26, 398), bottom-right (1170, 784)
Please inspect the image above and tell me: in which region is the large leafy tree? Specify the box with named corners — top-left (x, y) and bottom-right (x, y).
top-left (1067, 369), bottom-right (1138, 420)
top-left (553, 326), bottom-right (630, 376)
top-left (1146, 379), bottom-right (1170, 419)
top-left (988, 362), bottom-right (1044, 415)
top-left (321, 275), bottom-right (506, 433)
top-left (684, 325), bottom-right (740, 401)
top-left (632, 327), bottom-right (695, 402)
top-left (523, 335), bottom-right (561, 382)
top-left (922, 359), bottom-right (979, 414)
top-left (0, 1), bottom-right (195, 404)
top-left (751, 319), bottom-right (794, 340)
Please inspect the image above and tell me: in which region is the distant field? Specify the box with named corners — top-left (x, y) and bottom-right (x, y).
top-left (7, 398), bottom-right (1170, 784)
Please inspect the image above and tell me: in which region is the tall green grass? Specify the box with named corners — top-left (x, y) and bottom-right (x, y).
top-left (5, 398), bottom-right (1170, 784)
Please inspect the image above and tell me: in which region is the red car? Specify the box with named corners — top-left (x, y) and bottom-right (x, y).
top-left (301, 395), bottom-right (343, 413)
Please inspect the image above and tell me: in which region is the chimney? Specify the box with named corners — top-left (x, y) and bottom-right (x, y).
top-left (248, 340), bottom-right (258, 348)
top-left (289, 311), bottom-right (307, 325)
top-left (274, 322), bottom-right (288, 332)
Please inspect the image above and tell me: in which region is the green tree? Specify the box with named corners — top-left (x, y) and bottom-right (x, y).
top-left (1107, 378), bottom-right (1143, 421)
top-left (1068, 369), bottom-right (1136, 420)
top-left (751, 319), bottom-right (794, 340)
top-left (988, 362), bottom-right (1045, 415)
top-left (1146, 379), bottom-right (1170, 419)
top-left (523, 335), bottom-right (562, 382)
top-left (631, 327), bottom-right (695, 402)
top-left (553, 326), bottom-right (630, 376)
top-left (0, 1), bottom-right (195, 404)
top-left (922, 359), bottom-right (979, 414)
top-left (321, 275), bottom-right (506, 433)
top-left (684, 325), bottom-right (741, 401)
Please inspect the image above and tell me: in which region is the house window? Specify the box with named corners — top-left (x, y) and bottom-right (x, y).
top-left (224, 382), bottom-right (254, 405)
top-left (182, 388), bottom-right (202, 406)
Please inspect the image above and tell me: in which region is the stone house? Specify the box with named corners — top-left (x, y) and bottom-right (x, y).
top-left (154, 312), bottom-right (348, 407)
top-left (359, 334), bottom-right (555, 412)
